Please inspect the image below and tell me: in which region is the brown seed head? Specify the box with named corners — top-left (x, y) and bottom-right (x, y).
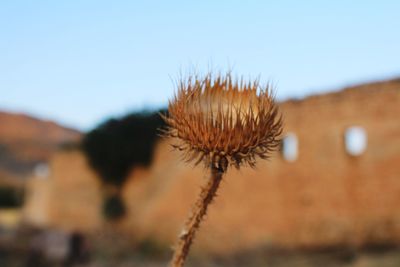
top-left (162, 73), bottom-right (283, 172)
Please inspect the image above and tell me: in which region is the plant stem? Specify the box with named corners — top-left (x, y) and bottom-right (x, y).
top-left (170, 167), bottom-right (224, 267)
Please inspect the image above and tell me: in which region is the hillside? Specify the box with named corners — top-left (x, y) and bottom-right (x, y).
top-left (0, 111), bottom-right (81, 184)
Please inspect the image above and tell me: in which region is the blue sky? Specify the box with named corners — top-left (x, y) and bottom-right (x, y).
top-left (1, 1), bottom-right (399, 131)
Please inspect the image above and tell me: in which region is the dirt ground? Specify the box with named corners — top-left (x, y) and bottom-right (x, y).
top-left (2, 241), bottom-right (400, 267)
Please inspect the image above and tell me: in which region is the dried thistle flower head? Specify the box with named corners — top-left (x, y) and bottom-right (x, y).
top-left (162, 73), bottom-right (282, 172)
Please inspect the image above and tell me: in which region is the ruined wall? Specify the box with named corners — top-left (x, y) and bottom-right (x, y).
top-left (23, 79), bottom-right (400, 254)
top-left (121, 79), bottom-right (400, 253)
top-left (23, 150), bottom-right (103, 232)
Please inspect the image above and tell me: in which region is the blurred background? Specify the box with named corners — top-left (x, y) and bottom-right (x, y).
top-left (1, 1), bottom-right (400, 266)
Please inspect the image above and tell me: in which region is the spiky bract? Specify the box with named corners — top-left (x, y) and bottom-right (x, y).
top-left (162, 73), bottom-right (282, 172)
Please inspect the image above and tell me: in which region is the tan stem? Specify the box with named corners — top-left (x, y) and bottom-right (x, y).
top-left (170, 167), bottom-right (224, 267)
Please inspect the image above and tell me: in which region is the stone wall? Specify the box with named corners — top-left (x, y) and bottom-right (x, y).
top-left (23, 150), bottom-right (103, 232)
top-left (23, 79), bottom-right (400, 253)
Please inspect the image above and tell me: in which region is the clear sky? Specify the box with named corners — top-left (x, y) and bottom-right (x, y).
top-left (1, 1), bottom-right (399, 131)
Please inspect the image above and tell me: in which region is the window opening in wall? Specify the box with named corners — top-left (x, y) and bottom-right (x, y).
top-left (344, 126), bottom-right (367, 156)
top-left (282, 132), bottom-right (298, 162)
top-left (34, 163), bottom-right (50, 179)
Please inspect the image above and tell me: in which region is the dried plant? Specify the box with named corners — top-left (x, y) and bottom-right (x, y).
top-left (162, 72), bottom-right (283, 267)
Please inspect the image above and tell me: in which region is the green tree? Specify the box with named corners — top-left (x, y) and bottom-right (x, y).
top-left (82, 110), bottom-right (165, 220)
